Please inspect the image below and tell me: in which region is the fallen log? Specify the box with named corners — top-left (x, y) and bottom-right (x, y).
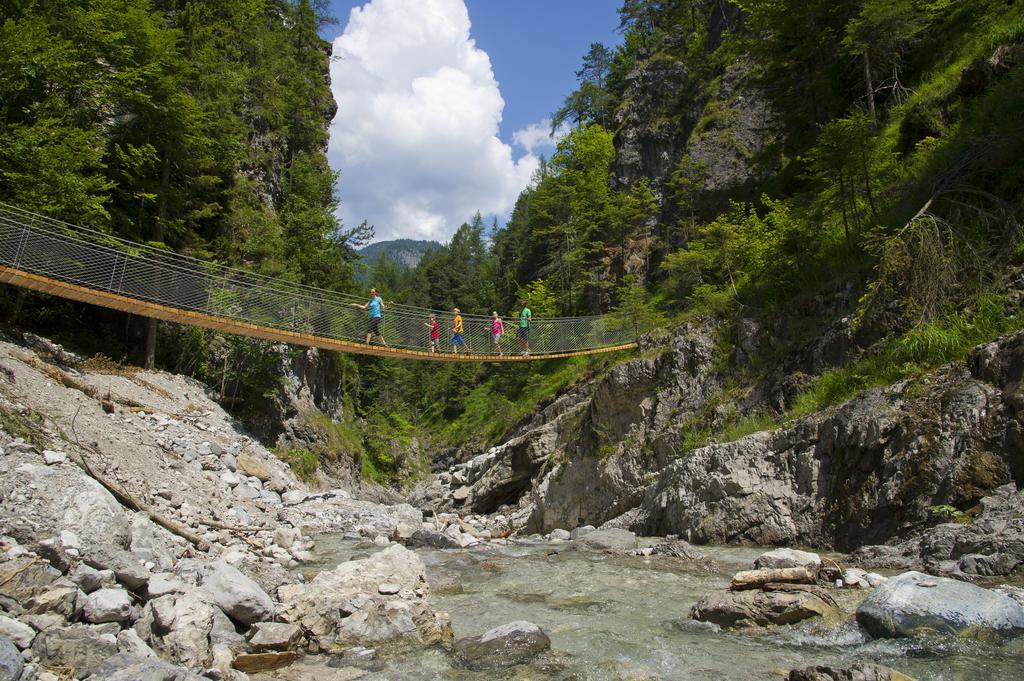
top-left (730, 566), bottom-right (816, 591)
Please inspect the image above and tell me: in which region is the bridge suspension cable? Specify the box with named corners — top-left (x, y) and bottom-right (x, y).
top-left (0, 202), bottom-right (641, 362)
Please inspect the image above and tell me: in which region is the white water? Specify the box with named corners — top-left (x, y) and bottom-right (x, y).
top-left (304, 537), bottom-right (1024, 680)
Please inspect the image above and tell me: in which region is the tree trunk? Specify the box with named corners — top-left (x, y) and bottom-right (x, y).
top-left (730, 566), bottom-right (816, 591)
top-left (144, 155), bottom-right (171, 370)
top-left (863, 48), bottom-right (876, 124)
top-left (9, 289), bottom-right (27, 323)
top-left (838, 170), bottom-right (851, 248)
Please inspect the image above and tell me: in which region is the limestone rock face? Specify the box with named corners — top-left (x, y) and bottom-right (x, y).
top-left (691, 589), bottom-right (838, 629)
top-left (0, 462), bottom-right (130, 551)
top-left (453, 621), bottom-right (551, 669)
top-left (279, 544), bottom-right (450, 651)
top-left (639, 368), bottom-right (1005, 550)
top-left (856, 571), bottom-right (1024, 640)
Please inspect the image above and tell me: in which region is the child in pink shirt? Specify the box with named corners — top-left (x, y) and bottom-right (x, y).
top-left (491, 311), bottom-right (504, 356)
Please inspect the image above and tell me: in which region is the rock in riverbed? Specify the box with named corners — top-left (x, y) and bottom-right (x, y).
top-left (856, 571), bottom-right (1024, 640)
top-left (787, 663), bottom-right (917, 680)
top-left (278, 544), bottom-right (452, 650)
top-left (691, 589), bottom-right (838, 629)
top-left (755, 548), bottom-right (821, 572)
top-left (454, 621), bottom-right (551, 669)
top-left (570, 528), bottom-right (637, 552)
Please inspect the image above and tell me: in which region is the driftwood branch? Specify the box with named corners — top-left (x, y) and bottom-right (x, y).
top-left (730, 566), bottom-right (816, 591)
top-left (194, 519), bottom-right (271, 533)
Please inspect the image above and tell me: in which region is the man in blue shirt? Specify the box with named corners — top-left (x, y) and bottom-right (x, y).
top-left (351, 287), bottom-right (387, 346)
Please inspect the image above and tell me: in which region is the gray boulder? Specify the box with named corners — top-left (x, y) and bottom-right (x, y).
top-left (0, 463), bottom-right (130, 551)
top-left (129, 513), bottom-right (178, 572)
top-left (32, 624), bottom-right (119, 679)
top-left (140, 591), bottom-right (217, 668)
top-left (755, 548), bottom-right (822, 571)
top-left (408, 529), bottom-right (461, 549)
top-left (116, 628), bottom-right (158, 658)
top-left (198, 561), bottom-right (274, 626)
top-left (691, 589), bottom-right (838, 629)
top-left (569, 525), bottom-right (595, 540)
top-left (957, 553), bottom-right (1021, 576)
top-left (548, 529), bottom-right (571, 541)
top-left (70, 564), bottom-right (108, 594)
top-left (88, 652), bottom-right (206, 681)
top-left (787, 663), bottom-right (916, 680)
top-left (0, 637), bottom-right (23, 681)
top-left (454, 621), bottom-right (551, 669)
top-left (248, 622), bottom-right (303, 652)
top-left (649, 539), bottom-right (706, 560)
top-left (571, 528), bottom-right (637, 552)
top-left (856, 571), bottom-right (1024, 639)
top-left (83, 587), bottom-right (133, 624)
top-left (83, 545), bottom-right (152, 591)
top-left (278, 544), bottom-right (451, 651)
top-left (0, 615), bottom-right (35, 649)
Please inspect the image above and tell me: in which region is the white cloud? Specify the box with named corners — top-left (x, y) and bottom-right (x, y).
top-left (512, 119), bottom-right (570, 155)
top-left (329, 0), bottom-right (539, 242)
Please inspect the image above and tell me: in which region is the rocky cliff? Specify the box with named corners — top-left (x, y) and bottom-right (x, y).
top-left (417, 321), bottom-right (1024, 578)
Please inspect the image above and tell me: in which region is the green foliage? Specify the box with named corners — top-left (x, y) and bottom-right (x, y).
top-left (0, 406), bottom-right (49, 448)
top-left (1, 0), bottom-right (358, 366)
top-left (517, 280), bottom-right (558, 318)
top-left (608, 275), bottom-right (667, 338)
top-left (279, 447), bottom-right (319, 483)
top-left (929, 504), bottom-right (973, 523)
top-left (662, 195), bottom-right (815, 310)
top-left (790, 295), bottom-right (1023, 418)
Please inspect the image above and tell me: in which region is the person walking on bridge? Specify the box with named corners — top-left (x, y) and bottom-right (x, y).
top-left (425, 314), bottom-right (440, 353)
top-left (351, 287), bottom-right (387, 346)
top-left (517, 303), bottom-right (532, 355)
top-left (491, 311), bottom-right (505, 356)
top-left (451, 308), bottom-right (466, 354)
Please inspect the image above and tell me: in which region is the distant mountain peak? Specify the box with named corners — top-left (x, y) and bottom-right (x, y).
top-left (357, 239), bottom-right (440, 268)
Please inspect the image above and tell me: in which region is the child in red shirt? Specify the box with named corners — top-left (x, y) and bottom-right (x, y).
top-left (425, 314), bottom-right (440, 353)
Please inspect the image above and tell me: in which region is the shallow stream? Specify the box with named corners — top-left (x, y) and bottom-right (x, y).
top-left (303, 537), bottom-right (1024, 680)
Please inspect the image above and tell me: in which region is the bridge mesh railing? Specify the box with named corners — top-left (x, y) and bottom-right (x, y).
top-left (0, 203), bottom-right (642, 357)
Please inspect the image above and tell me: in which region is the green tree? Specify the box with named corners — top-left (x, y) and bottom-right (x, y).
top-left (608, 275), bottom-right (667, 338)
top-left (553, 43), bottom-right (615, 129)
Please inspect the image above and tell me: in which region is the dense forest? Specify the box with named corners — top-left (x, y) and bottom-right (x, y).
top-left (1, 0), bottom-right (1022, 487)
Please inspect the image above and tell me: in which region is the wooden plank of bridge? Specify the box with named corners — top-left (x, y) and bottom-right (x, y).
top-left (0, 266), bottom-right (637, 363)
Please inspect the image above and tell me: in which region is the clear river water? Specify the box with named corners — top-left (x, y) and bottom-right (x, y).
top-left (301, 536), bottom-right (1024, 680)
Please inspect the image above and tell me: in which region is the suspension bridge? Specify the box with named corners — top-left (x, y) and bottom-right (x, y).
top-left (0, 203), bottom-right (641, 362)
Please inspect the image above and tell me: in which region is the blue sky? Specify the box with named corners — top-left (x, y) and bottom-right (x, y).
top-left (323, 0), bottom-right (622, 242)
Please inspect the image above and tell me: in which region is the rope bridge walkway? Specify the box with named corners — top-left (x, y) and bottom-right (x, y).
top-left (0, 203), bottom-right (641, 362)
